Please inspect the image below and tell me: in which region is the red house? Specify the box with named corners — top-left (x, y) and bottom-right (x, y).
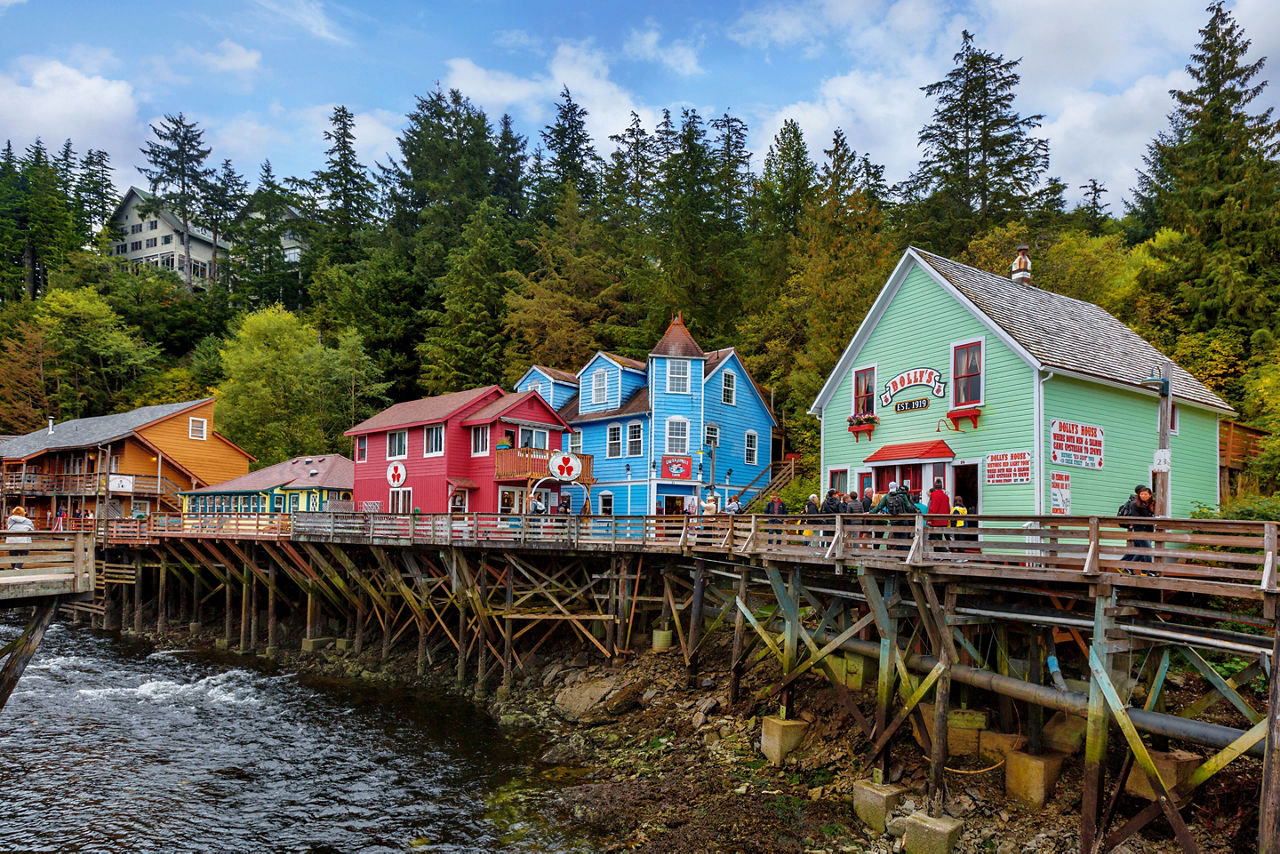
top-left (345, 386), bottom-right (591, 514)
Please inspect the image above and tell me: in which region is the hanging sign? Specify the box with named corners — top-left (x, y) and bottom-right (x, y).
top-left (549, 452), bottom-right (583, 481)
top-left (1050, 419), bottom-right (1104, 469)
top-left (880, 368), bottom-right (947, 406)
top-left (108, 474), bottom-right (135, 493)
top-left (985, 450), bottom-right (1032, 485)
top-left (661, 456), bottom-right (693, 479)
top-left (1051, 471), bottom-right (1071, 515)
top-left (386, 461), bottom-right (407, 487)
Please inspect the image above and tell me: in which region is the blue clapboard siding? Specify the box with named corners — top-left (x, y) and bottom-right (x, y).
top-left (514, 368), bottom-right (579, 411)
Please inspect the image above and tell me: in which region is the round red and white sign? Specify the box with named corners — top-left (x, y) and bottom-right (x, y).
top-left (386, 461), bottom-right (407, 487)
top-left (549, 452), bottom-right (582, 481)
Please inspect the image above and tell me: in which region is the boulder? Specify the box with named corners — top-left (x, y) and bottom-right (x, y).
top-left (554, 677), bottom-right (615, 722)
top-left (605, 680), bottom-right (649, 715)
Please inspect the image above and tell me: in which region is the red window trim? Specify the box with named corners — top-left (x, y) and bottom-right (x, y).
top-left (953, 342), bottom-right (982, 408)
top-left (355, 435), bottom-right (367, 462)
top-left (854, 367), bottom-right (875, 417)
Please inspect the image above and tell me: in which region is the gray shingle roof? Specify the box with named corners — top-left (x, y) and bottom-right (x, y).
top-left (0, 399), bottom-right (213, 460)
top-left (183, 454), bottom-right (353, 494)
top-left (913, 248), bottom-right (1232, 413)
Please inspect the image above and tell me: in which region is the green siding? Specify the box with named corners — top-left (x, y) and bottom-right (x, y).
top-left (821, 265), bottom-right (1038, 514)
top-left (1040, 376), bottom-right (1219, 517)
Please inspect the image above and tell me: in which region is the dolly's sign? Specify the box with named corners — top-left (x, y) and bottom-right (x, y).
top-left (880, 368), bottom-right (947, 407)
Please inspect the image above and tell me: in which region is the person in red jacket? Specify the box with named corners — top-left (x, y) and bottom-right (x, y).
top-left (927, 479), bottom-right (951, 548)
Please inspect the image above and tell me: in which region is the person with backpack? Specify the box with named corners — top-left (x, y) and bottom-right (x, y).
top-left (1119, 485), bottom-right (1157, 570)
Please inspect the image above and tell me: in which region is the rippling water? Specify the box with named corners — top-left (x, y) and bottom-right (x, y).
top-left (0, 620), bottom-right (590, 853)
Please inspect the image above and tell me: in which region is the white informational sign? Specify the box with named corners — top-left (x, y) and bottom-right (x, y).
top-left (1152, 448), bottom-right (1171, 473)
top-left (550, 452), bottom-right (583, 481)
top-left (1050, 419), bottom-right (1105, 469)
top-left (1050, 471), bottom-right (1071, 515)
top-left (108, 474), bottom-right (134, 493)
top-left (386, 461), bottom-right (407, 487)
top-left (985, 450), bottom-right (1032, 485)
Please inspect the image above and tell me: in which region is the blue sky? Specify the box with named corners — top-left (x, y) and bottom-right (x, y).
top-left (2, 0), bottom-right (1277, 207)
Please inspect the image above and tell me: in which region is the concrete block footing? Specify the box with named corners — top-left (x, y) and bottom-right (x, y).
top-left (1043, 711), bottom-right (1088, 755)
top-left (188, 623), bottom-right (201, 633)
top-left (761, 715), bottom-right (809, 766)
top-left (1124, 748), bottom-right (1199, 800)
top-left (335, 638), bottom-right (352, 652)
top-left (214, 638), bottom-right (229, 650)
top-left (301, 636), bottom-right (334, 652)
top-left (853, 780), bottom-right (907, 834)
top-left (903, 811), bottom-right (964, 854)
top-left (1005, 751), bottom-right (1066, 807)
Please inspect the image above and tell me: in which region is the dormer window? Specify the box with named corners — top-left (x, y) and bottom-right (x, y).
top-left (591, 369), bottom-right (607, 405)
top-left (667, 360), bottom-right (689, 394)
top-left (722, 371), bottom-right (736, 405)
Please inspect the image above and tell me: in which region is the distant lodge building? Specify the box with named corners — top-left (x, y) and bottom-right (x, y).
top-left (107, 187), bottom-right (303, 286)
top-left (811, 248), bottom-right (1233, 517)
top-left (182, 454), bottom-right (353, 515)
top-left (0, 399), bottom-right (255, 525)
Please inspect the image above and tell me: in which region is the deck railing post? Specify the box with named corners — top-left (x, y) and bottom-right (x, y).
top-left (1260, 601), bottom-right (1280, 851)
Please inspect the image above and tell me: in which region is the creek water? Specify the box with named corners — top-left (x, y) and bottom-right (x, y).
top-left (0, 619), bottom-right (593, 852)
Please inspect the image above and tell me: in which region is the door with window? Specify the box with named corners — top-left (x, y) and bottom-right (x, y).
top-left (389, 487), bottom-right (413, 514)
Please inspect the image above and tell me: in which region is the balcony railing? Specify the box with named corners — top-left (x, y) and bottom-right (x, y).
top-left (1, 472), bottom-right (183, 504)
top-left (494, 448), bottom-right (594, 483)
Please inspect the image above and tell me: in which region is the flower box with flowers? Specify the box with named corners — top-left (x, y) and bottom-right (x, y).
top-left (846, 414), bottom-right (880, 441)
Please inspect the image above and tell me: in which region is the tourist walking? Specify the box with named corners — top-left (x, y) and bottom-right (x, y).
top-left (927, 479), bottom-right (950, 549)
top-left (6, 506), bottom-right (35, 570)
top-left (1119, 485), bottom-right (1157, 568)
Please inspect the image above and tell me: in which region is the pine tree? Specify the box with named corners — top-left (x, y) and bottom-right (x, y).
top-left (138, 113), bottom-right (213, 290)
top-left (540, 86), bottom-right (602, 208)
top-left (232, 161), bottom-right (300, 309)
top-left (1131, 2), bottom-right (1280, 344)
top-left (899, 30), bottom-right (1049, 254)
top-left (18, 139), bottom-right (77, 298)
top-left (417, 200), bottom-right (514, 394)
top-left (0, 142), bottom-right (24, 301)
top-left (200, 159), bottom-right (248, 285)
top-left (313, 105), bottom-right (377, 265)
top-left (75, 149), bottom-right (116, 243)
top-left (1075, 179), bottom-right (1110, 236)
top-left (749, 119), bottom-right (817, 311)
top-left (492, 113), bottom-right (527, 221)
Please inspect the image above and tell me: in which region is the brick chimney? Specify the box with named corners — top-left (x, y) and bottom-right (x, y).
top-left (1011, 245), bottom-right (1031, 284)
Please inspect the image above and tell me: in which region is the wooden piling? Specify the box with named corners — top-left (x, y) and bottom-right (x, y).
top-left (1260, 608), bottom-right (1280, 852)
top-left (729, 567), bottom-right (748, 704)
top-left (686, 559), bottom-right (707, 688)
top-left (502, 565), bottom-right (514, 690)
top-left (1080, 585), bottom-right (1115, 852)
top-left (157, 556), bottom-right (167, 636)
top-left (267, 564), bottom-right (277, 651)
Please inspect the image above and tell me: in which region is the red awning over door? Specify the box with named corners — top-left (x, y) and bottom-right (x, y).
top-left (863, 440), bottom-right (955, 464)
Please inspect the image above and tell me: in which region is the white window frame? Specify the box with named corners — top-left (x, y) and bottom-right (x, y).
top-left (1169, 403), bottom-right (1180, 435)
top-left (424, 424), bottom-right (444, 457)
top-left (530, 381), bottom-right (544, 400)
top-left (389, 487), bottom-right (413, 514)
top-left (471, 425), bottom-right (490, 456)
top-left (591, 369), bottom-right (607, 405)
top-left (705, 423), bottom-right (719, 448)
top-left (745, 430), bottom-right (759, 466)
top-left (518, 426), bottom-right (548, 449)
top-left (569, 430), bottom-right (583, 455)
top-left (599, 491), bottom-right (614, 515)
top-left (722, 371), bottom-right (737, 406)
top-left (188, 417), bottom-right (207, 441)
top-left (387, 429), bottom-right (408, 460)
top-left (606, 423), bottom-right (623, 459)
top-left (626, 420), bottom-right (643, 457)
top-left (355, 435), bottom-right (367, 462)
top-left (667, 359), bottom-right (690, 394)
top-left (950, 337), bottom-right (986, 409)
top-left (666, 416), bottom-right (689, 455)
top-left (851, 363), bottom-right (878, 417)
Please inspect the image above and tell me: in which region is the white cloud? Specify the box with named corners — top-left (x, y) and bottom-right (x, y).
top-left (0, 0), bottom-right (27, 10)
top-left (0, 56), bottom-right (141, 185)
top-left (250, 0), bottom-right (346, 43)
top-left (187, 39), bottom-right (261, 75)
top-left (624, 23), bottom-right (703, 75)
top-left (728, 0), bottom-right (883, 53)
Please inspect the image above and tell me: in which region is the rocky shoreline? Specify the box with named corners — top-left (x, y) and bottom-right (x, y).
top-left (124, 620), bottom-right (1247, 853)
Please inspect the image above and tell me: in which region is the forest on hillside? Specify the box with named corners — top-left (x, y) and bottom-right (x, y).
top-left (1, 4), bottom-right (1278, 497)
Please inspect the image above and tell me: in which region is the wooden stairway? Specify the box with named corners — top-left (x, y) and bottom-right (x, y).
top-left (735, 458), bottom-right (799, 512)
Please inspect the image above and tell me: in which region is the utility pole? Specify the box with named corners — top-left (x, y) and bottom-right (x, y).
top-left (1154, 362), bottom-right (1173, 516)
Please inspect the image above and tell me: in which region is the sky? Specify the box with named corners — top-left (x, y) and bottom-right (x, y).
top-left (1, 0), bottom-right (1278, 209)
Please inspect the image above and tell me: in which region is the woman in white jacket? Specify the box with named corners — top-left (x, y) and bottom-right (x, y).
top-left (6, 506), bottom-right (35, 570)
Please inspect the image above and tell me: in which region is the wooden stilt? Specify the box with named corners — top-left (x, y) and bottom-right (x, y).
top-left (995, 625), bottom-right (1014, 732)
top-left (503, 564), bottom-right (514, 690)
top-left (157, 555), bottom-right (168, 636)
top-left (686, 560), bottom-right (706, 688)
top-left (1081, 584), bottom-right (1115, 852)
top-left (267, 564), bottom-right (277, 652)
top-left (132, 556), bottom-right (144, 635)
top-left (249, 562), bottom-right (259, 653)
top-left (1028, 631), bottom-right (1044, 755)
top-left (0, 596), bottom-right (61, 714)
top-left (729, 567), bottom-right (749, 704)
top-left (355, 594), bottom-right (365, 655)
top-left (224, 578), bottom-right (234, 645)
top-left (239, 565), bottom-right (250, 653)
top-left (191, 566), bottom-right (201, 627)
top-left (1260, 608), bottom-right (1280, 852)
top-left (417, 618), bottom-right (427, 676)
top-left (454, 552), bottom-right (467, 688)
top-left (382, 605), bottom-right (393, 663)
top-left (305, 584), bottom-right (316, 642)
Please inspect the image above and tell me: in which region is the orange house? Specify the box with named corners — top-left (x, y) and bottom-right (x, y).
top-left (0, 398), bottom-right (254, 527)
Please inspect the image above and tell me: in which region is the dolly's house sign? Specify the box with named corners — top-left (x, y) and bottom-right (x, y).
top-left (880, 368), bottom-right (947, 407)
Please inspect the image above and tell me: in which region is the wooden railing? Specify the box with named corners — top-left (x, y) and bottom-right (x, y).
top-left (1220, 420), bottom-right (1270, 471)
top-left (493, 448), bottom-right (594, 483)
top-left (97, 511), bottom-right (1280, 600)
top-left (737, 457), bottom-right (799, 510)
top-left (1, 472), bottom-right (184, 504)
top-left (0, 530), bottom-right (95, 601)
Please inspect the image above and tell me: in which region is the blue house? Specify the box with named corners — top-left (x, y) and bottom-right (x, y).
top-left (514, 315), bottom-right (776, 516)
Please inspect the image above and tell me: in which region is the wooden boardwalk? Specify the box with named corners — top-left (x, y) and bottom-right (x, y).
top-left (85, 512), bottom-right (1280, 852)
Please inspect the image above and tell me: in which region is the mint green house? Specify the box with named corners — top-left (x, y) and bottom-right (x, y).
top-left (810, 248), bottom-right (1233, 517)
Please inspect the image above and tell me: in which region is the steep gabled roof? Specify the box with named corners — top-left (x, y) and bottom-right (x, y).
top-left (184, 454), bottom-right (353, 494)
top-left (345, 387), bottom-right (500, 435)
top-left (911, 249), bottom-right (1231, 412)
top-left (109, 187), bottom-right (226, 249)
top-left (462, 390), bottom-right (571, 429)
top-left (532, 365), bottom-right (580, 385)
top-left (649, 312), bottom-right (705, 359)
top-left (558, 388), bottom-right (650, 425)
top-left (0, 399), bottom-right (215, 460)
top-left (812, 248), bottom-right (1232, 415)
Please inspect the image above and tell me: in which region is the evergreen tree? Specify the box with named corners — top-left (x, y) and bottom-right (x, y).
top-left (0, 142), bottom-right (26, 301)
top-left (1130, 2), bottom-right (1280, 345)
top-left (492, 113), bottom-right (528, 222)
top-left (1075, 178), bottom-right (1110, 236)
top-left (232, 161), bottom-right (301, 309)
top-left (138, 112), bottom-right (213, 290)
top-left (604, 112), bottom-right (659, 233)
top-left (314, 105), bottom-right (377, 265)
top-left (75, 149), bottom-right (116, 243)
top-left (417, 200), bottom-right (514, 394)
top-left (18, 140), bottom-right (77, 298)
top-left (200, 159), bottom-right (248, 285)
top-left (899, 30), bottom-right (1049, 254)
top-left (540, 86), bottom-right (602, 208)
top-left (748, 119), bottom-right (817, 312)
